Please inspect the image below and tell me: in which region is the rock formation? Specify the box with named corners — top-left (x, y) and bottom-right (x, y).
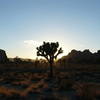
top-left (0, 49), bottom-right (8, 63)
top-left (58, 49), bottom-right (100, 64)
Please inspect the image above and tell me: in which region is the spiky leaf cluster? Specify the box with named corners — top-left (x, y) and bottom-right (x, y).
top-left (37, 42), bottom-right (63, 61)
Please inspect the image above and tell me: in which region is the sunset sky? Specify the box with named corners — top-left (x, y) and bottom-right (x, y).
top-left (0, 0), bottom-right (100, 59)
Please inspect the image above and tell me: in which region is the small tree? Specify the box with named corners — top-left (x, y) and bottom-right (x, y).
top-left (36, 42), bottom-right (63, 77)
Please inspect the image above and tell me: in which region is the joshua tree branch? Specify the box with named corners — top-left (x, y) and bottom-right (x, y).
top-left (55, 48), bottom-right (63, 59)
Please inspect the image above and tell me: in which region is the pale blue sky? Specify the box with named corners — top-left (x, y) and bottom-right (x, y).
top-left (0, 0), bottom-right (100, 59)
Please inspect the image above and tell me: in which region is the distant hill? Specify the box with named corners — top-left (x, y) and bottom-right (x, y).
top-left (59, 49), bottom-right (100, 64)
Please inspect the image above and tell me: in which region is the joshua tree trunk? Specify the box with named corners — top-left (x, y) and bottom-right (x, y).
top-left (49, 58), bottom-right (54, 78)
top-left (49, 62), bottom-right (53, 77)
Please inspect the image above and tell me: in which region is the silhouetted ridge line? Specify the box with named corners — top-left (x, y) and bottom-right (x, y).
top-left (59, 49), bottom-right (100, 64)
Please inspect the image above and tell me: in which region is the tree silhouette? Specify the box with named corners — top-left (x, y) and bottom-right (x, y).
top-left (36, 42), bottom-right (63, 77)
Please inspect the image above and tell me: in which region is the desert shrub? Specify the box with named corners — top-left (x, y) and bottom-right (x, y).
top-left (75, 83), bottom-right (95, 100)
top-left (5, 94), bottom-right (21, 100)
top-left (39, 95), bottom-right (66, 100)
top-left (58, 79), bottom-right (74, 91)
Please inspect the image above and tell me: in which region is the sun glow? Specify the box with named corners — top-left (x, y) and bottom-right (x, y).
top-left (23, 39), bottom-right (71, 59)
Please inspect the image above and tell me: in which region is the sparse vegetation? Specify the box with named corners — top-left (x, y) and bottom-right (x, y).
top-left (0, 48), bottom-right (100, 99)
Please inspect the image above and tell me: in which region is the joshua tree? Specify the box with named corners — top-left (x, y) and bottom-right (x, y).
top-left (36, 42), bottom-right (63, 77)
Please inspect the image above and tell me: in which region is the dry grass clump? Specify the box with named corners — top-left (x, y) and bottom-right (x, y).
top-left (0, 79), bottom-right (45, 99)
top-left (0, 86), bottom-right (22, 97)
top-left (12, 80), bottom-right (32, 88)
top-left (58, 79), bottom-right (74, 91)
top-left (73, 82), bottom-right (100, 100)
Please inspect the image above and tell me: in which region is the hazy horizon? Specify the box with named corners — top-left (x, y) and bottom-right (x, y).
top-left (0, 0), bottom-right (100, 59)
